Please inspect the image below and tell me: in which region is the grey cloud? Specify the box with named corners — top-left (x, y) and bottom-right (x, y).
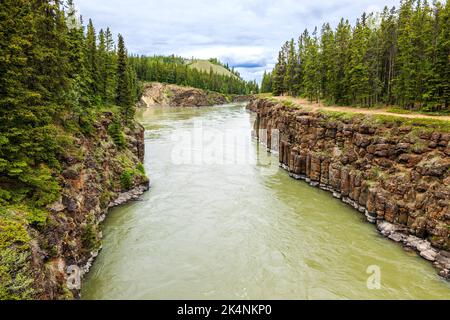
top-left (75, 0), bottom-right (400, 83)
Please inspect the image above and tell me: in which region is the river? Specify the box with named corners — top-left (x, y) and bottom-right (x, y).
top-left (82, 103), bottom-right (450, 299)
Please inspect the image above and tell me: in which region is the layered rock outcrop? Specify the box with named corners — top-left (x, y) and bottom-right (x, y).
top-left (139, 82), bottom-right (228, 107)
top-left (30, 113), bottom-right (149, 299)
top-left (248, 98), bottom-right (450, 279)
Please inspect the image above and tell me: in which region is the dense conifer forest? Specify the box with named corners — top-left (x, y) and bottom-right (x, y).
top-left (262, 0), bottom-right (450, 113)
top-left (129, 55), bottom-right (259, 95)
top-left (0, 0), bottom-right (139, 210)
top-left (0, 0), bottom-right (150, 299)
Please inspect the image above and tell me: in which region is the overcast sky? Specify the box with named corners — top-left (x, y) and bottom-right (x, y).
top-left (75, 0), bottom-right (400, 83)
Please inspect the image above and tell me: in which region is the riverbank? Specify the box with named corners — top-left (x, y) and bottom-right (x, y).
top-left (265, 95), bottom-right (450, 121)
top-left (248, 98), bottom-right (450, 279)
top-left (138, 82), bottom-right (253, 108)
top-left (0, 111), bottom-right (149, 300)
top-left (82, 104), bottom-right (450, 299)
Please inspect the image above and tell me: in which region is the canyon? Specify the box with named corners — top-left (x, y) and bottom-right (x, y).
top-left (248, 98), bottom-right (450, 279)
top-left (9, 96), bottom-right (450, 299)
top-left (82, 103), bottom-right (450, 299)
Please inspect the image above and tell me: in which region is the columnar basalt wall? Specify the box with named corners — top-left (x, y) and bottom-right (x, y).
top-left (247, 99), bottom-right (450, 279)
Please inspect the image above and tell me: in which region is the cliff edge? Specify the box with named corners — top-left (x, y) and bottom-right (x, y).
top-left (248, 98), bottom-right (450, 279)
top-left (139, 82), bottom-right (253, 108)
top-left (0, 113), bottom-right (149, 299)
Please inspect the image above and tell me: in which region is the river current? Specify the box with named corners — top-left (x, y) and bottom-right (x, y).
top-left (82, 104), bottom-right (450, 299)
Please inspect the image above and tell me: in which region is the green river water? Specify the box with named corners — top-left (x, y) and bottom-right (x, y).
top-left (82, 103), bottom-right (450, 300)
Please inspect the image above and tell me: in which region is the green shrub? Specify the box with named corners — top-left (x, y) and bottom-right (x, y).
top-left (81, 223), bottom-right (99, 252)
top-left (136, 163), bottom-right (146, 176)
top-left (0, 218), bottom-right (34, 300)
top-left (108, 122), bottom-right (126, 147)
top-left (26, 208), bottom-right (48, 230)
top-left (120, 169), bottom-right (134, 190)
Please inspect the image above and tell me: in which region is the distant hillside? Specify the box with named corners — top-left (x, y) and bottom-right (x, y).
top-left (130, 55), bottom-right (259, 95)
top-left (188, 59), bottom-right (237, 78)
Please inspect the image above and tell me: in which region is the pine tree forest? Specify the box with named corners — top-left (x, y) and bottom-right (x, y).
top-left (129, 55), bottom-right (259, 95)
top-left (262, 0), bottom-right (450, 112)
top-left (0, 0), bottom-right (139, 211)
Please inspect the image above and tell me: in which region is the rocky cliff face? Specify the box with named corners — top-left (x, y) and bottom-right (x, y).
top-left (248, 99), bottom-right (450, 279)
top-left (139, 82), bottom-right (229, 107)
top-left (28, 112), bottom-right (149, 299)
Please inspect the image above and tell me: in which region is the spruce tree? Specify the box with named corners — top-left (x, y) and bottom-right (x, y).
top-left (116, 34), bottom-right (134, 123)
top-left (433, 0), bottom-right (450, 110)
top-left (334, 19), bottom-right (352, 104)
top-left (347, 17), bottom-right (370, 105)
top-left (104, 27), bottom-right (117, 104)
top-left (284, 39), bottom-right (297, 95)
top-left (85, 19), bottom-right (100, 103)
top-left (320, 23), bottom-right (336, 102)
top-left (379, 6), bottom-right (398, 105)
top-left (394, 0), bottom-right (416, 108)
top-left (302, 28), bottom-right (321, 102)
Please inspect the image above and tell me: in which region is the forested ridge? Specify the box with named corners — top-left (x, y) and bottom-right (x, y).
top-left (130, 55), bottom-right (259, 95)
top-left (262, 0), bottom-right (450, 113)
top-left (0, 0), bottom-right (141, 207)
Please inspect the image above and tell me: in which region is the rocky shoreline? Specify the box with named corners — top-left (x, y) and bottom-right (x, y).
top-left (108, 184), bottom-right (150, 209)
top-left (78, 183), bottom-right (150, 295)
top-left (26, 112), bottom-right (150, 299)
top-left (281, 162), bottom-right (450, 279)
top-left (248, 98), bottom-right (450, 279)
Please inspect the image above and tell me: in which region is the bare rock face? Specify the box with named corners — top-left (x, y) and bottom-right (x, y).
top-left (139, 82), bottom-right (228, 107)
top-left (248, 99), bottom-right (450, 279)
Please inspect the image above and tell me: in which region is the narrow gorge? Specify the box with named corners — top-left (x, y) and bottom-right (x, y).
top-left (3, 0), bottom-right (450, 304)
top-left (81, 102), bottom-right (450, 300)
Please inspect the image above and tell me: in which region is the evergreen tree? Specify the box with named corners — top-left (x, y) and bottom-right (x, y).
top-left (98, 29), bottom-right (106, 100)
top-left (66, 0), bottom-right (92, 114)
top-left (261, 71), bottom-right (273, 93)
top-left (0, 0), bottom-right (70, 205)
top-left (270, 0), bottom-right (448, 112)
top-left (302, 28), bottom-right (321, 102)
top-left (85, 19), bottom-right (100, 103)
top-left (116, 34), bottom-right (134, 123)
top-left (104, 27), bottom-right (117, 104)
top-left (394, 0), bottom-right (416, 108)
top-left (347, 17), bottom-right (370, 105)
top-left (432, 0), bottom-right (450, 110)
top-left (379, 6), bottom-right (398, 104)
top-left (272, 42), bottom-right (288, 95)
top-left (284, 39), bottom-right (297, 95)
top-left (334, 19), bottom-right (352, 104)
top-left (320, 23), bottom-right (336, 101)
